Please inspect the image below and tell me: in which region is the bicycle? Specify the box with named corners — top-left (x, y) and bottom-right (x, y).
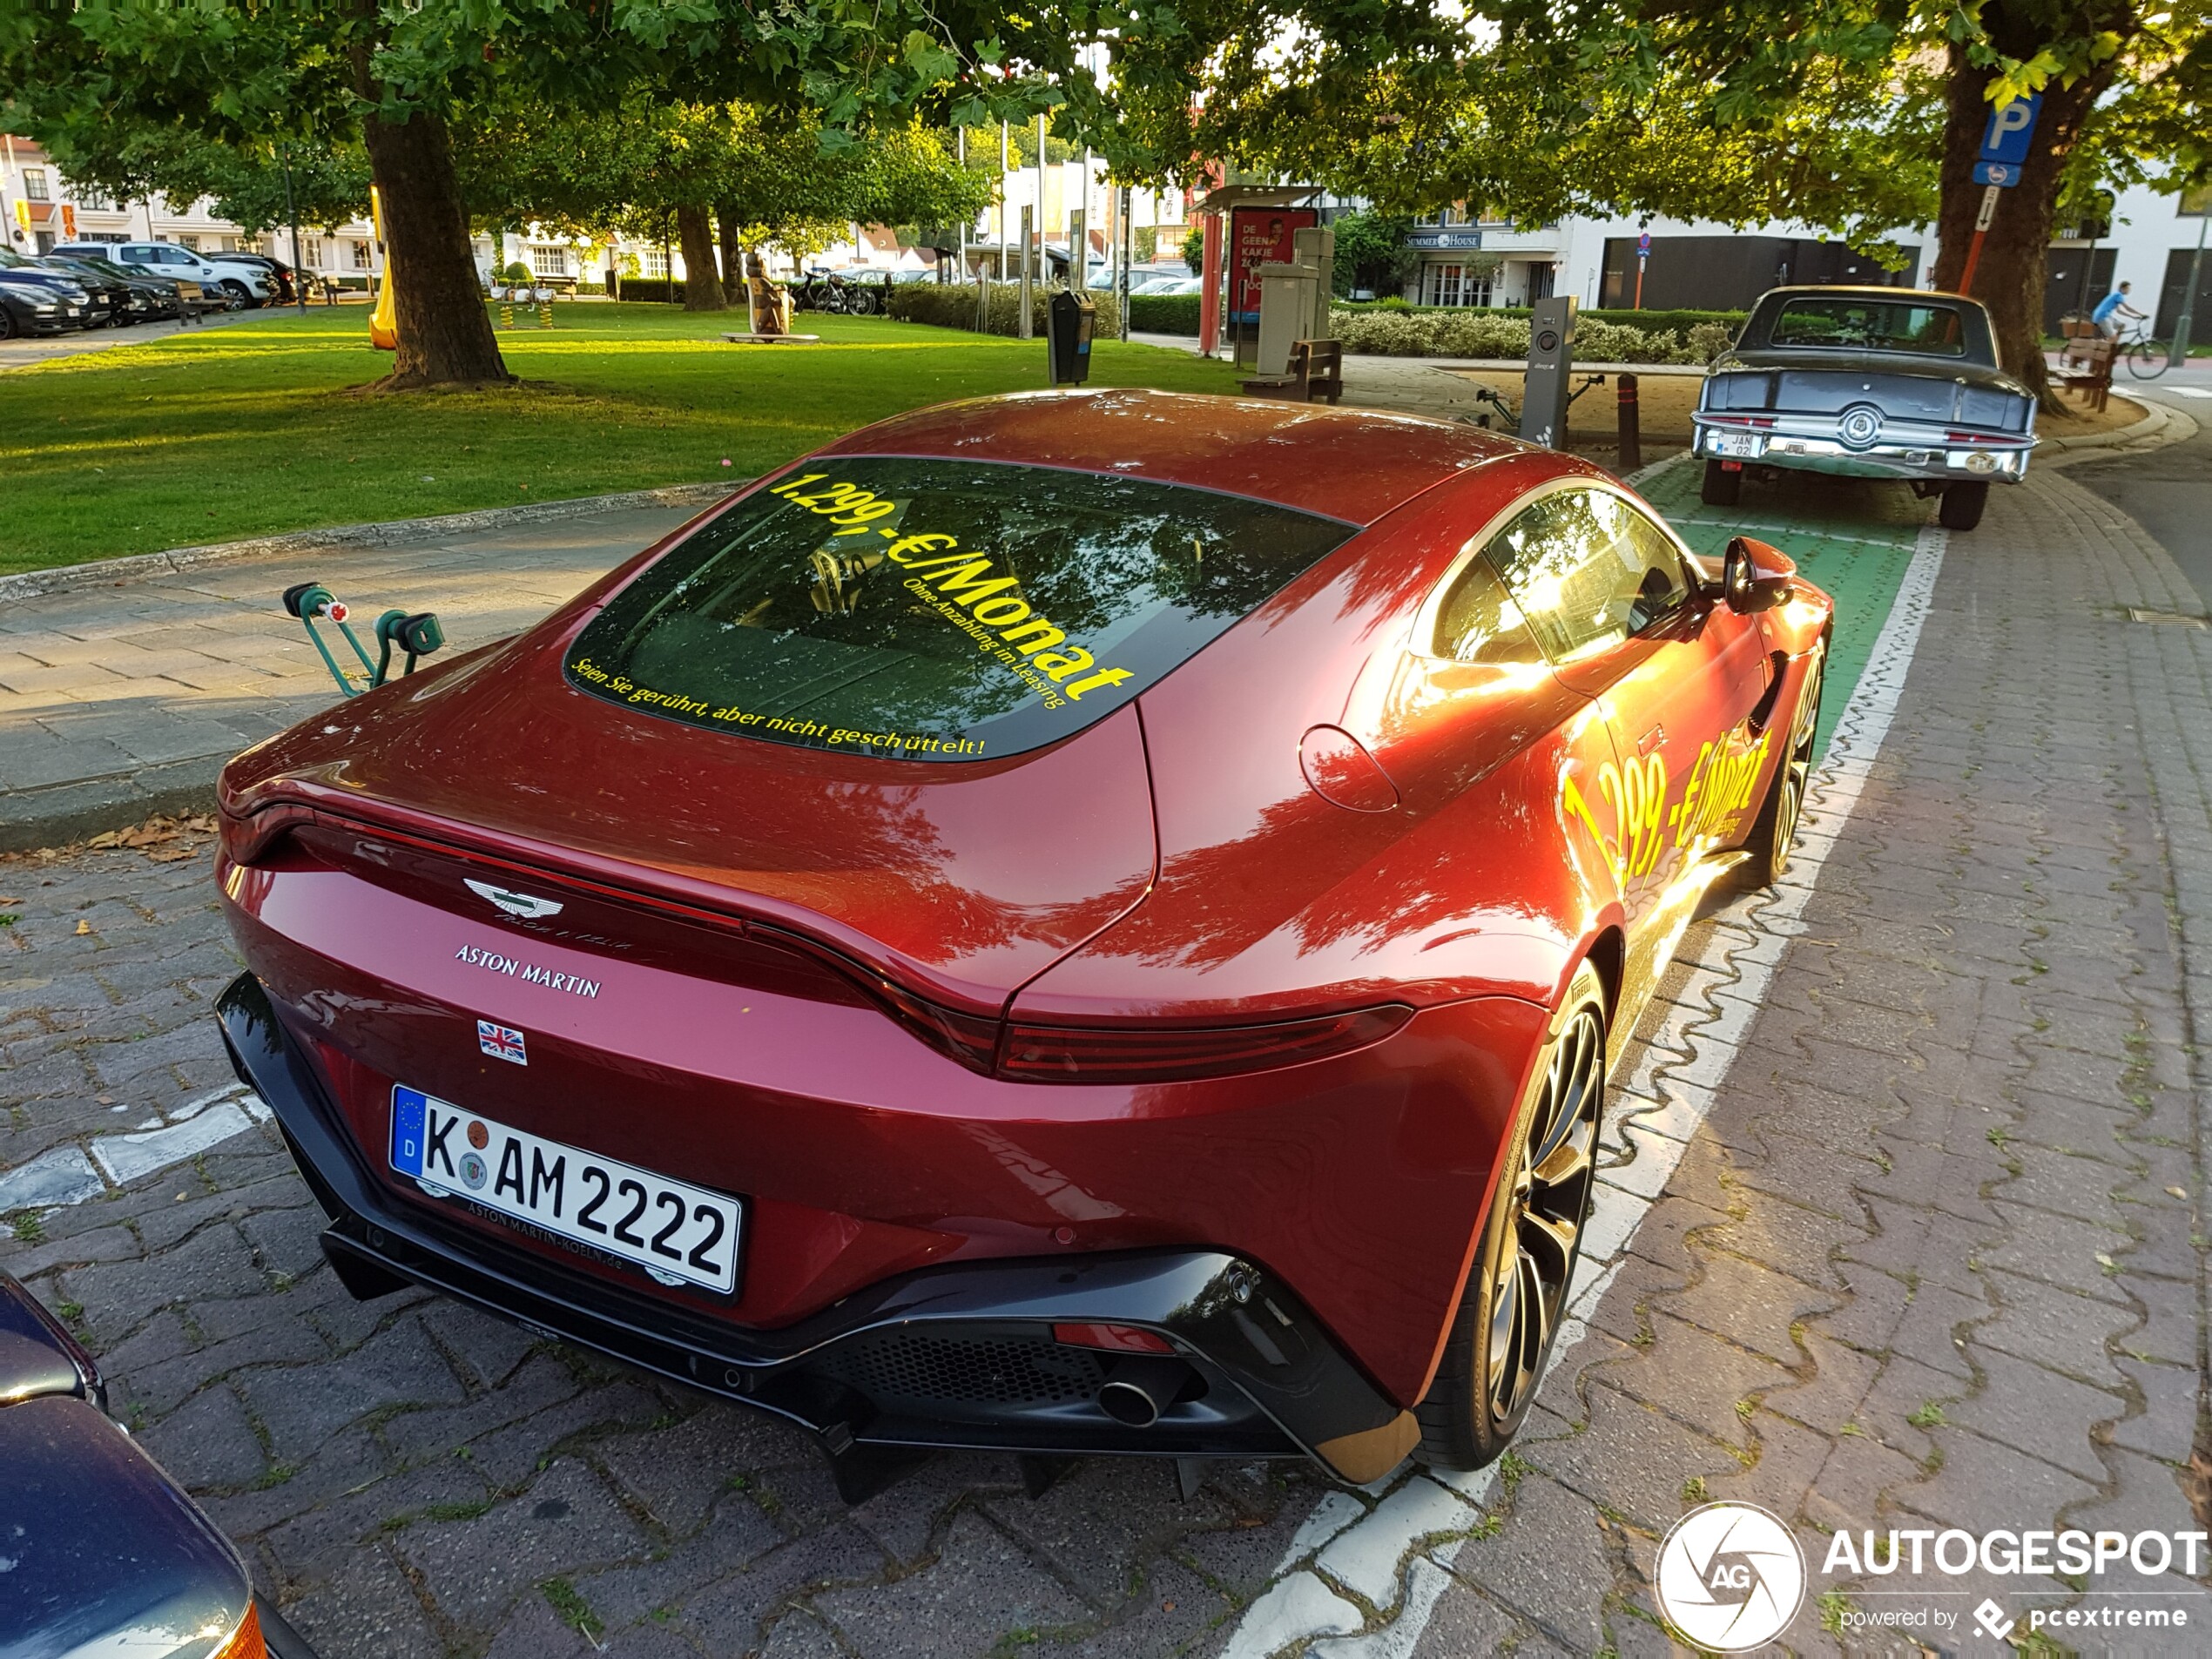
top-left (2114, 319), bottom-right (2171, 380)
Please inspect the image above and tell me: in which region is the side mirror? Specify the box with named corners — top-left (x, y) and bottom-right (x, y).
top-left (1720, 536), bottom-right (1797, 613)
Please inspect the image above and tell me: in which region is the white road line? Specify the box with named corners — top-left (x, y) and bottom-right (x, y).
top-left (1218, 523), bottom-right (1949, 1656)
top-left (1, 1082), bottom-right (270, 1212)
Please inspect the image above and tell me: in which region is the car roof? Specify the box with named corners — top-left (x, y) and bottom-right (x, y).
top-left (1762, 284), bottom-right (1979, 307)
top-left (816, 389), bottom-right (1527, 526)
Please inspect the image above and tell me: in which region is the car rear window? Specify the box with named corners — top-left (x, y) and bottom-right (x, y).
top-left (1766, 300), bottom-right (1966, 356)
top-left (564, 457), bottom-right (1358, 762)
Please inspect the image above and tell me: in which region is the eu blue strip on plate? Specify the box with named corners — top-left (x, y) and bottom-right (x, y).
top-left (391, 1086), bottom-right (428, 1177)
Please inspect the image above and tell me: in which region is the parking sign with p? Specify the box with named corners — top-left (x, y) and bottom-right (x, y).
top-left (1973, 91), bottom-right (2041, 186)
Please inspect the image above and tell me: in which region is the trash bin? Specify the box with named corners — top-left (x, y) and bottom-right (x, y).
top-left (1048, 287), bottom-right (1096, 386)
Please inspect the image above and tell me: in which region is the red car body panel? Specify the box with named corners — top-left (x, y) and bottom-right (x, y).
top-left (216, 390), bottom-right (1833, 1447)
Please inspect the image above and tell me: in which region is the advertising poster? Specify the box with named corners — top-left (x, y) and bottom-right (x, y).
top-left (1228, 204), bottom-right (1318, 324)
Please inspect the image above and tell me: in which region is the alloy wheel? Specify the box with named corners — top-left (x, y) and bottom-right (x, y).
top-left (1770, 647), bottom-right (1825, 880)
top-left (1484, 1001), bottom-right (1604, 1426)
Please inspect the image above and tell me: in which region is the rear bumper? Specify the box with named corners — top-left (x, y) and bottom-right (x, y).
top-left (1693, 418), bottom-right (2033, 482)
top-left (217, 971), bottom-right (1417, 1481)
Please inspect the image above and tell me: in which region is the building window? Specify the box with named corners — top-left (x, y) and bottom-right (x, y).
top-left (1423, 262), bottom-right (1494, 307)
top-left (529, 244), bottom-right (568, 278)
top-left (178, 233), bottom-right (200, 251)
top-left (351, 239), bottom-right (372, 269)
top-left (22, 168), bottom-right (49, 201)
top-left (72, 185), bottom-right (116, 212)
top-left (229, 235), bottom-right (263, 254)
top-left (639, 246), bottom-right (669, 278)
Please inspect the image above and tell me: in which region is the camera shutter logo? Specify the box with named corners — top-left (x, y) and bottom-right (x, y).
top-left (1655, 1501), bottom-right (1805, 1650)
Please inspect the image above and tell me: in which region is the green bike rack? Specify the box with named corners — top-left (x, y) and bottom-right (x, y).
top-left (283, 582), bottom-right (445, 698)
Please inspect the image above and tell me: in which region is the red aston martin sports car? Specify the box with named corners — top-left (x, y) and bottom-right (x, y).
top-left (213, 390), bottom-right (1831, 1494)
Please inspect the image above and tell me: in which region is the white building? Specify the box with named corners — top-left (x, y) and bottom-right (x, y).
top-left (1390, 179), bottom-right (2209, 332)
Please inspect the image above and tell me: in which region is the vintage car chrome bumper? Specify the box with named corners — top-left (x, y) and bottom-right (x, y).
top-left (1692, 416), bottom-right (2036, 483)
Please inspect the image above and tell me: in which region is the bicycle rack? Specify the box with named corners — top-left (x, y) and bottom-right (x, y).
top-left (282, 582), bottom-right (446, 698)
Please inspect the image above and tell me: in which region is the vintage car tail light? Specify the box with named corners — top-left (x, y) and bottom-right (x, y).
top-left (210, 1602), bottom-right (268, 1659)
top-left (1945, 429), bottom-right (2019, 444)
top-left (1699, 414), bottom-right (1776, 428)
top-left (1053, 1322), bottom-right (1177, 1354)
top-left (999, 1005), bottom-right (1414, 1083)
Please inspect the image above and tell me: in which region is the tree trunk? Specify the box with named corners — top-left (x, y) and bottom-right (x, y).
top-left (718, 205), bottom-right (744, 296)
top-left (677, 205), bottom-right (725, 310)
top-left (361, 110), bottom-right (511, 389)
top-left (1927, 29), bottom-right (2111, 406)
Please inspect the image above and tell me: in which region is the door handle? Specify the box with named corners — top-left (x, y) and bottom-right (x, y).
top-left (1636, 724), bottom-right (1664, 755)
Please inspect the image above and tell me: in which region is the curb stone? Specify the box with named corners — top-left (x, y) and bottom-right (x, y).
top-left (0, 480), bottom-right (744, 604)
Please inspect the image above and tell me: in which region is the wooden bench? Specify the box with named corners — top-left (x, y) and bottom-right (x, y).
top-left (1241, 338), bottom-right (1345, 405)
top-left (2059, 334), bottom-right (2115, 413)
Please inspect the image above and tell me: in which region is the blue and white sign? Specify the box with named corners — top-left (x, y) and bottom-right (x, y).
top-left (1636, 231), bottom-right (1652, 257)
top-left (1973, 161), bottom-right (2020, 187)
top-left (1981, 93), bottom-right (2043, 169)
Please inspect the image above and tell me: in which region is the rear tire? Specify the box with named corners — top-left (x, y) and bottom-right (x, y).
top-left (1740, 639), bottom-right (1824, 888)
top-left (1418, 961), bottom-right (1606, 1471)
top-left (0, 306), bottom-right (16, 341)
top-left (1701, 459), bottom-right (1742, 506)
top-left (1938, 481), bottom-right (1987, 531)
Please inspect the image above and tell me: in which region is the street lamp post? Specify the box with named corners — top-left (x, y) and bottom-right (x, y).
top-left (282, 145), bottom-right (307, 314)
top-left (2169, 197), bottom-right (2208, 371)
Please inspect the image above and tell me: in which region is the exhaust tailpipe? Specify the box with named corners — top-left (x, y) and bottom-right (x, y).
top-left (1096, 1356), bottom-right (1191, 1428)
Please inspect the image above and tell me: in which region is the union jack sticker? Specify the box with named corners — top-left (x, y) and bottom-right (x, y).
top-left (476, 1020), bottom-right (527, 1066)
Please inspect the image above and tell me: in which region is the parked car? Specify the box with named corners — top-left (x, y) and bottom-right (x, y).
top-left (49, 250), bottom-right (201, 320)
top-left (30, 253), bottom-right (139, 327)
top-left (0, 1271), bottom-right (314, 1657)
top-left (39, 253), bottom-right (171, 324)
top-left (212, 390), bottom-right (1831, 1494)
top-left (0, 266), bottom-right (91, 336)
top-left (221, 252), bottom-right (300, 303)
top-left (54, 240), bottom-right (275, 309)
top-left (1692, 285), bottom-right (2037, 531)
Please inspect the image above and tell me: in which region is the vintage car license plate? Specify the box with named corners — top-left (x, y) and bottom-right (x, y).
top-left (389, 1086), bottom-right (740, 1294)
top-left (1708, 430), bottom-right (1763, 458)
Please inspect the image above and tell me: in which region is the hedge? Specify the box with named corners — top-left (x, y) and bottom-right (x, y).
top-left (613, 279), bottom-right (687, 304)
top-left (1138, 293), bottom-right (1745, 359)
top-left (887, 282), bottom-right (1123, 340)
top-left (1332, 308), bottom-right (1737, 364)
top-left (1129, 293), bottom-right (1203, 335)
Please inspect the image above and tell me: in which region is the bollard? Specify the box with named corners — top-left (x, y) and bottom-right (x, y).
top-left (1616, 374), bottom-right (1642, 474)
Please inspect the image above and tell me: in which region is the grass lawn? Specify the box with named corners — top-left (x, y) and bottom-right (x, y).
top-left (0, 303), bottom-right (1244, 576)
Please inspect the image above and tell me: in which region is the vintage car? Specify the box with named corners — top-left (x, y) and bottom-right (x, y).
top-left (1693, 286), bottom-right (2037, 530)
top-left (0, 1272), bottom-right (313, 1659)
top-left (212, 391), bottom-right (1831, 1495)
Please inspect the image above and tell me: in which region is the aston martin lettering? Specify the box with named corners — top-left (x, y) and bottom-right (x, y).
top-left (454, 943), bottom-right (601, 999)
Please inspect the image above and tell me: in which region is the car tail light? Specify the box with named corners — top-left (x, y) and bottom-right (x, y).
top-left (1700, 414), bottom-right (1776, 428)
top-left (217, 802), bottom-right (315, 867)
top-left (1945, 429), bottom-right (2018, 444)
top-left (860, 973), bottom-right (1002, 1072)
top-left (1054, 1322), bottom-right (1176, 1354)
top-left (210, 1602), bottom-right (267, 1659)
top-left (999, 1005), bottom-right (1413, 1083)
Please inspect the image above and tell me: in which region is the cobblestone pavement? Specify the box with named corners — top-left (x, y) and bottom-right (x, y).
top-left (5, 448), bottom-right (2211, 1657)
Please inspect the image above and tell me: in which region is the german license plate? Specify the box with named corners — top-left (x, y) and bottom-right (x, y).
top-left (389, 1086), bottom-right (740, 1294)
top-left (1708, 430), bottom-right (1762, 458)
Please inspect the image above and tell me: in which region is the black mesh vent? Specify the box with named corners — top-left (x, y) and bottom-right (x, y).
top-left (831, 1334), bottom-right (1106, 1407)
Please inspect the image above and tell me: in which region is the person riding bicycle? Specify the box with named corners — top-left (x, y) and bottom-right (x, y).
top-left (2093, 281), bottom-right (2146, 339)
